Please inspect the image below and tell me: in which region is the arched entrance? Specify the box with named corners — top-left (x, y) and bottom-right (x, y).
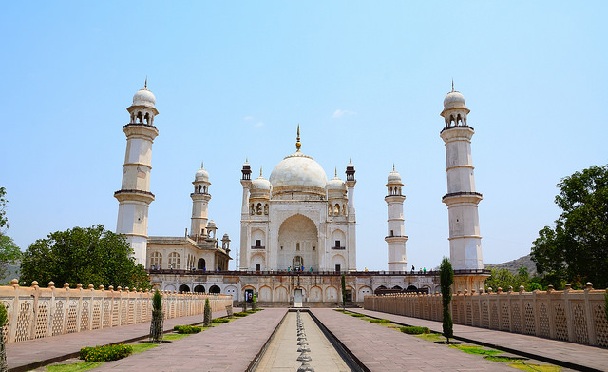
top-left (209, 285), bottom-right (220, 294)
top-left (179, 284), bottom-right (190, 293)
top-left (194, 285), bottom-right (205, 293)
top-left (278, 214), bottom-right (319, 270)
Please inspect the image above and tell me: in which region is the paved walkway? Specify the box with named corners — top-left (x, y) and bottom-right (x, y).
top-left (312, 308), bottom-right (515, 371)
top-left (349, 308), bottom-right (608, 372)
top-left (93, 308), bottom-right (286, 372)
top-left (6, 307), bottom-right (608, 371)
top-left (7, 308), bottom-right (238, 372)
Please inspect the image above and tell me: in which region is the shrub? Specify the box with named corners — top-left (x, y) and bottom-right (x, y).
top-left (173, 325), bottom-right (202, 334)
top-left (80, 344), bottom-right (133, 362)
top-left (212, 318), bottom-right (231, 324)
top-left (369, 319), bottom-right (391, 324)
top-left (399, 326), bottom-right (430, 335)
top-left (234, 311), bottom-right (249, 317)
top-left (203, 298), bottom-right (212, 327)
top-left (349, 313), bottom-right (366, 318)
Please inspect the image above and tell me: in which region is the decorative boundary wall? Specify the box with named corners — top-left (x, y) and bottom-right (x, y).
top-left (0, 281), bottom-right (233, 344)
top-left (364, 287), bottom-right (608, 348)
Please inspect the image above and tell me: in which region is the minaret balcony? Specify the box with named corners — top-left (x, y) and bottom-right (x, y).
top-left (114, 189), bottom-right (155, 203)
top-left (442, 191), bottom-right (483, 205)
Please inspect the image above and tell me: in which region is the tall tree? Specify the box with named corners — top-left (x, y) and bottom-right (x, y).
top-left (0, 187), bottom-right (22, 280)
top-left (531, 165), bottom-right (608, 289)
top-left (440, 257), bottom-right (454, 344)
top-left (20, 225), bottom-right (150, 289)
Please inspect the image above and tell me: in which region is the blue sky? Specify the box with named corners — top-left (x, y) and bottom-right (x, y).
top-left (1, 2), bottom-right (605, 271)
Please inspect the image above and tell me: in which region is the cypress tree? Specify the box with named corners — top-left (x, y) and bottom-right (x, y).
top-left (203, 298), bottom-right (212, 327)
top-left (150, 289), bottom-right (163, 343)
top-left (440, 257), bottom-right (454, 344)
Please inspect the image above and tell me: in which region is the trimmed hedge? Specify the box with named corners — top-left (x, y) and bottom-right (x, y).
top-left (369, 319), bottom-right (391, 324)
top-left (80, 344), bottom-right (133, 362)
top-left (399, 326), bottom-right (430, 335)
top-left (212, 318), bottom-right (231, 324)
top-left (173, 325), bottom-right (203, 334)
top-left (349, 313), bottom-right (366, 318)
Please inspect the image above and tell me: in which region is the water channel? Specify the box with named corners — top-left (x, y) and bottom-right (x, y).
top-left (253, 310), bottom-right (352, 372)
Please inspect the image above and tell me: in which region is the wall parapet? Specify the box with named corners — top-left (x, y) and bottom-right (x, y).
top-left (364, 287), bottom-right (608, 348)
top-left (0, 281), bottom-right (232, 343)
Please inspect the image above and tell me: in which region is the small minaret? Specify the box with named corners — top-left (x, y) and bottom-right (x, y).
top-left (385, 165), bottom-right (408, 271)
top-left (440, 84), bottom-right (486, 292)
top-left (345, 160), bottom-right (357, 271)
top-left (239, 159), bottom-right (252, 271)
top-left (115, 81), bottom-right (159, 267)
top-left (190, 163), bottom-right (212, 241)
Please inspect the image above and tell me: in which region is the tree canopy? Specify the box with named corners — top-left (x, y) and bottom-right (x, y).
top-left (531, 165), bottom-right (608, 289)
top-left (0, 187), bottom-right (22, 280)
top-left (20, 225), bottom-right (150, 289)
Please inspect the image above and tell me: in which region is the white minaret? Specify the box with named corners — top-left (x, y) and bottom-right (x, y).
top-left (115, 81), bottom-right (159, 267)
top-left (239, 160), bottom-right (252, 270)
top-left (190, 163), bottom-right (211, 241)
top-left (440, 84), bottom-right (486, 291)
top-left (345, 161), bottom-right (357, 271)
top-left (385, 165), bottom-right (408, 271)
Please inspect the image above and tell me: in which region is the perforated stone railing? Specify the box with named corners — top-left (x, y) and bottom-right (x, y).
top-left (0, 280), bottom-right (232, 344)
top-left (364, 285), bottom-right (608, 348)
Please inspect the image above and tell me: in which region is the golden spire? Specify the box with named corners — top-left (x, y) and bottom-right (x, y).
top-left (295, 125), bottom-right (301, 151)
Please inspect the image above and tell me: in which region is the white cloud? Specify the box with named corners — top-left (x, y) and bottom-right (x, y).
top-left (332, 109), bottom-right (356, 119)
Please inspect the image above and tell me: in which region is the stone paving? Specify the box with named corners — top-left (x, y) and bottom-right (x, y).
top-left (350, 308), bottom-right (608, 372)
top-left (6, 306), bottom-right (608, 371)
top-left (312, 308), bottom-right (515, 371)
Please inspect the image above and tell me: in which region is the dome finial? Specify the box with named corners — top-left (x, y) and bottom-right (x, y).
top-left (144, 76), bottom-right (148, 90)
top-left (259, 166), bottom-right (263, 177)
top-left (200, 161), bottom-right (204, 169)
top-left (334, 167), bottom-right (338, 177)
top-left (295, 125), bottom-right (301, 151)
top-left (451, 79), bottom-right (454, 92)
top-left (392, 163), bottom-right (396, 171)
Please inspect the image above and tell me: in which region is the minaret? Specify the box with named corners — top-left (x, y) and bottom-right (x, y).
top-left (440, 84), bottom-right (487, 292)
top-left (345, 160), bottom-right (357, 271)
top-left (114, 81), bottom-right (159, 267)
top-left (239, 159), bottom-right (252, 270)
top-left (190, 163), bottom-right (211, 241)
top-left (385, 165), bottom-right (408, 271)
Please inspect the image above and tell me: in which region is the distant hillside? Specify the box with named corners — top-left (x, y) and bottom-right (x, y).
top-left (1, 262), bottom-right (20, 284)
top-left (486, 254), bottom-right (537, 276)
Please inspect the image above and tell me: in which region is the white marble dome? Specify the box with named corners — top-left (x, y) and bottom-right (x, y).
top-left (443, 90), bottom-right (466, 110)
top-left (133, 87), bottom-right (156, 108)
top-left (195, 167), bottom-right (209, 183)
top-left (269, 151), bottom-right (328, 191)
top-left (387, 167), bottom-right (402, 184)
top-left (252, 174), bottom-right (271, 191)
top-left (327, 173), bottom-right (346, 190)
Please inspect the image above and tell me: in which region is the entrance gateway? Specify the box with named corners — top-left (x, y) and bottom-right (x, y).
top-left (293, 288), bottom-right (303, 307)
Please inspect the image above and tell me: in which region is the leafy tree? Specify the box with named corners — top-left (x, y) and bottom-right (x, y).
top-left (440, 257), bottom-right (454, 344)
top-left (341, 274), bottom-right (347, 308)
top-left (0, 187), bottom-right (22, 280)
top-left (150, 289), bottom-right (163, 342)
top-left (0, 302), bottom-right (7, 372)
top-left (0, 235), bottom-right (21, 280)
top-left (485, 267), bottom-right (539, 292)
top-left (20, 225), bottom-right (150, 289)
top-left (531, 165), bottom-right (608, 289)
top-left (0, 187), bottom-right (8, 232)
top-left (203, 298), bottom-right (212, 327)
